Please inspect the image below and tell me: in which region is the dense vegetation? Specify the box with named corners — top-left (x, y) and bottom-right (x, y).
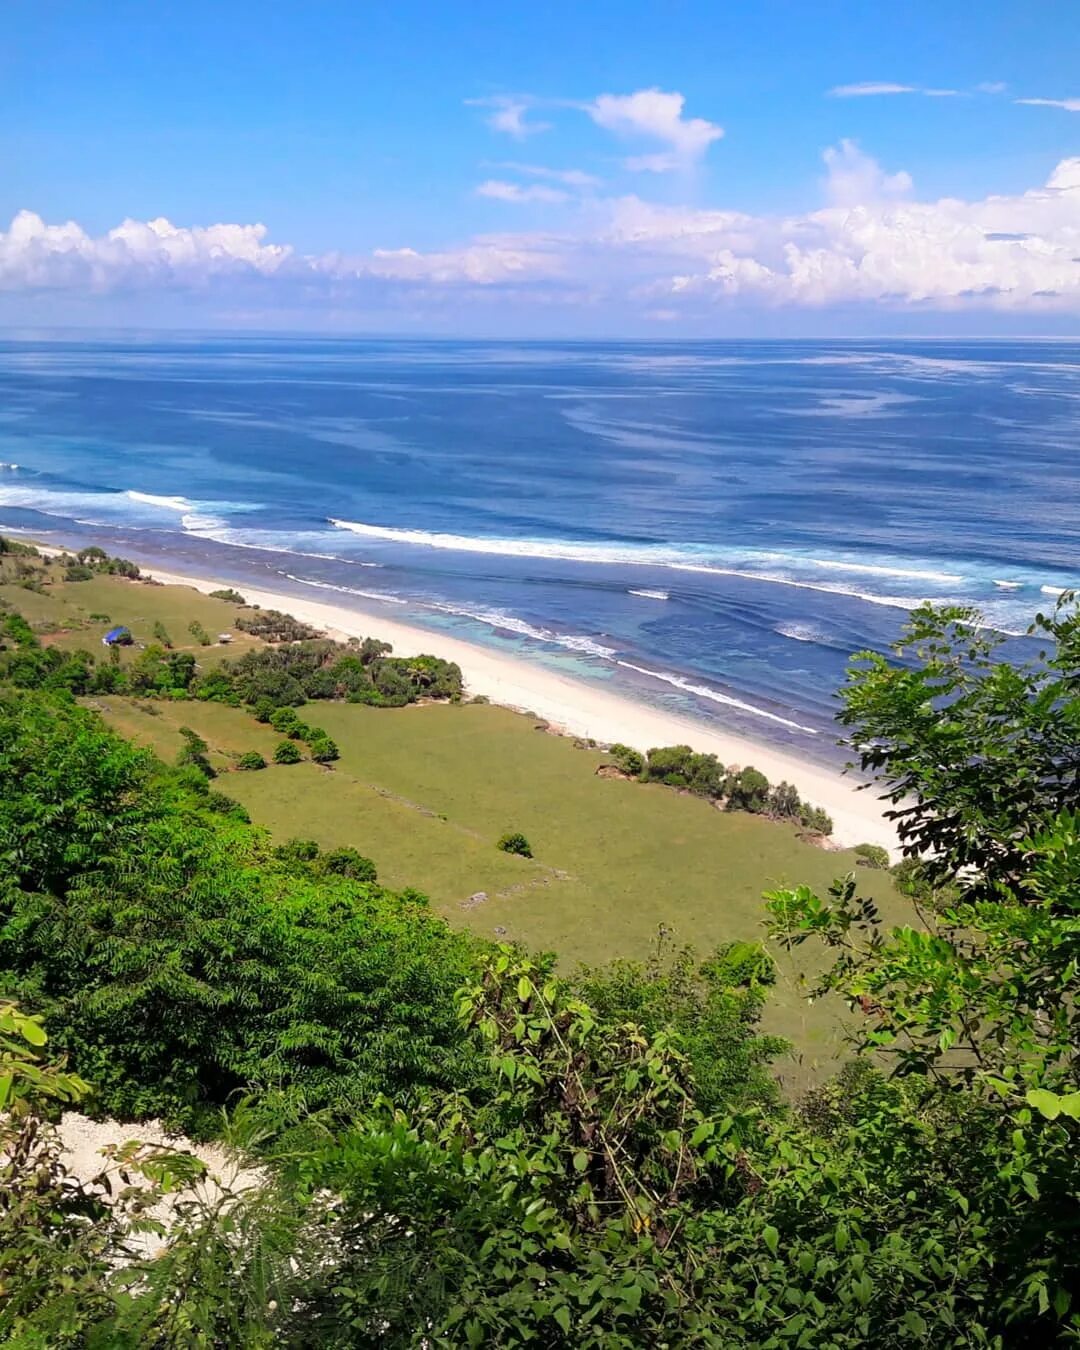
top-left (608, 740), bottom-right (835, 836)
top-left (1, 545), bottom-right (1078, 1343)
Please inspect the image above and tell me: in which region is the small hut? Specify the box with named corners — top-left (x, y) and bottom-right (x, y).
top-left (102, 625), bottom-right (133, 647)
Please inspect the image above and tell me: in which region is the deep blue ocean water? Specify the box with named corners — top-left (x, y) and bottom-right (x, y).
top-left (1, 336), bottom-right (1077, 764)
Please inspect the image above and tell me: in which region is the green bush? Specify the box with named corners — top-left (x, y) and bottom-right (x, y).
top-left (273, 739), bottom-right (302, 765)
top-left (269, 706), bottom-right (301, 735)
top-left (799, 803), bottom-right (834, 836)
top-left (209, 588), bottom-right (247, 604)
top-left (152, 620), bottom-right (173, 648)
top-left (236, 751), bottom-right (267, 771)
top-left (724, 766), bottom-right (770, 813)
top-left (497, 831), bottom-right (533, 858)
top-left (187, 620), bottom-right (211, 647)
top-left (309, 735), bottom-right (339, 763)
top-left (321, 846), bottom-right (377, 882)
top-left (608, 742), bottom-right (645, 776)
top-left (853, 842), bottom-right (890, 869)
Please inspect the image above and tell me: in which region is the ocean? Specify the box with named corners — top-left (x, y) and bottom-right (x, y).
top-left (1, 335), bottom-right (1077, 764)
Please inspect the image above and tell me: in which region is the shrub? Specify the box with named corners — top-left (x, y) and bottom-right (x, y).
top-left (269, 707), bottom-right (301, 735)
top-left (64, 563), bottom-right (94, 582)
top-left (273, 739), bottom-right (302, 765)
top-left (209, 588), bottom-right (247, 604)
top-left (609, 742), bottom-right (645, 777)
top-left (274, 837), bottom-right (320, 866)
top-left (309, 736), bottom-right (339, 764)
top-left (799, 803), bottom-right (833, 836)
top-left (725, 766), bottom-right (770, 813)
top-left (187, 620), bottom-right (211, 647)
top-left (252, 696), bottom-right (277, 723)
top-left (497, 831), bottom-right (533, 858)
top-left (235, 609), bottom-right (320, 642)
top-left (203, 790), bottom-right (250, 823)
top-left (769, 780), bottom-right (801, 819)
top-left (176, 726), bottom-right (214, 778)
top-left (236, 751), bottom-right (267, 771)
top-left (853, 842), bottom-right (890, 869)
top-left (321, 847), bottom-right (377, 882)
top-left (76, 546), bottom-right (108, 564)
top-left (152, 620), bottom-right (173, 648)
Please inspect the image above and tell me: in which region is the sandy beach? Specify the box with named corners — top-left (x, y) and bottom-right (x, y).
top-left (144, 565), bottom-right (899, 855)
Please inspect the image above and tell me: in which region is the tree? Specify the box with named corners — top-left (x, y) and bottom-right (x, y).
top-left (187, 620), bottom-right (211, 647)
top-left (769, 780), bottom-right (801, 818)
top-left (152, 620), bottom-right (173, 648)
top-left (177, 725), bottom-right (215, 778)
top-left (766, 598), bottom-right (1080, 1337)
top-left (497, 830), bottom-right (532, 858)
top-left (237, 750), bottom-right (267, 771)
top-left (798, 803), bottom-right (833, 836)
top-left (724, 766), bottom-right (770, 813)
top-left (273, 739), bottom-right (302, 765)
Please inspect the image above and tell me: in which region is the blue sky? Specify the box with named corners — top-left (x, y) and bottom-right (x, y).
top-left (3, 0), bottom-right (1079, 334)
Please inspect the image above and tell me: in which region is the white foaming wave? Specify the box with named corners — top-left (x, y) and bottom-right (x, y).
top-left (616, 660), bottom-right (819, 735)
top-left (329, 518), bottom-right (943, 603)
top-left (775, 621), bottom-right (824, 643)
top-left (0, 461), bottom-right (19, 470)
top-left (805, 557), bottom-right (962, 583)
top-left (628, 588), bottom-right (669, 600)
top-left (1042, 585), bottom-right (1072, 597)
top-left (126, 490), bottom-right (191, 512)
top-left (282, 573), bottom-right (408, 604)
top-left (425, 599), bottom-right (617, 659)
top-left (994, 580), bottom-right (1023, 590)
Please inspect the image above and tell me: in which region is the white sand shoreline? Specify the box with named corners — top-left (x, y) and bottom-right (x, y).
top-left (144, 564), bottom-right (898, 855)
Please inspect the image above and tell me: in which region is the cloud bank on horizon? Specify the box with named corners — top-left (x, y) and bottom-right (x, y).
top-left (4, 79), bottom-right (1080, 331)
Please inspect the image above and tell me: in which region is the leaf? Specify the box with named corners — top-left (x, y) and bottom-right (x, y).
top-left (517, 975), bottom-right (533, 1002)
top-left (553, 1306), bottom-right (571, 1334)
top-left (572, 1151), bottom-right (588, 1172)
top-left (19, 1017), bottom-right (47, 1047)
top-left (1021, 1172), bottom-right (1040, 1201)
top-left (1026, 1088), bottom-right (1062, 1120)
top-left (763, 1224), bottom-right (779, 1256)
top-left (1057, 1092), bottom-right (1080, 1120)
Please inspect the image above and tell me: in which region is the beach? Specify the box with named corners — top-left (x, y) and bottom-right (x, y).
top-left (146, 564), bottom-right (899, 856)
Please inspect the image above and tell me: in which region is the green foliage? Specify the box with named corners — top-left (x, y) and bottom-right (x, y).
top-left (208, 587), bottom-right (247, 604)
top-left (769, 779), bottom-right (801, 818)
top-left (187, 619), bottom-right (211, 646)
top-left (176, 724), bottom-right (215, 778)
top-left (237, 750), bottom-right (267, 771)
top-left (269, 705), bottom-right (302, 734)
top-left (646, 744), bottom-right (725, 797)
top-left (309, 735), bottom-right (339, 763)
top-left (151, 619), bottom-right (173, 648)
top-left (321, 846), bottom-right (377, 883)
top-left (578, 937), bottom-right (785, 1115)
top-left (853, 842), bottom-right (890, 869)
top-left (608, 742), bottom-right (645, 776)
top-left (235, 608), bottom-right (321, 643)
top-left (273, 739), bottom-right (302, 765)
top-left (0, 689), bottom-right (481, 1132)
top-left (799, 803), bottom-right (834, 836)
top-left (497, 830), bottom-right (533, 858)
top-left (724, 765), bottom-right (770, 813)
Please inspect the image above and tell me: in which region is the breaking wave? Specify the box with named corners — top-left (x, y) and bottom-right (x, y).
top-left (615, 661), bottom-right (819, 734)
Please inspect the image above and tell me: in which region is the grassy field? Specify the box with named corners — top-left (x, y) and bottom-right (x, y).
top-left (4, 551), bottom-right (903, 1088)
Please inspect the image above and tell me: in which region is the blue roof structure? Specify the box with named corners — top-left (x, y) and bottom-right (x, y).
top-left (103, 626), bottom-right (131, 643)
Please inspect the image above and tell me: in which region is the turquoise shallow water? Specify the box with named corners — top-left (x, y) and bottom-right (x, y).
top-left (1, 335), bottom-right (1076, 760)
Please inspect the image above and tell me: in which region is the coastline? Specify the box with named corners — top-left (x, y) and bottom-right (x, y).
top-left (145, 563), bottom-right (899, 855)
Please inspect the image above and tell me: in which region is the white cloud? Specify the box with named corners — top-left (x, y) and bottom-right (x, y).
top-left (465, 96), bottom-right (551, 139)
top-left (829, 81), bottom-right (958, 97)
top-left (476, 180), bottom-right (569, 204)
top-left (1016, 96), bottom-right (1080, 113)
top-left (0, 210), bottom-right (291, 290)
top-left (5, 149), bottom-right (1080, 318)
top-left (585, 88), bottom-right (723, 171)
top-left (822, 140), bottom-right (913, 206)
top-left (495, 162), bottom-right (602, 188)
top-left (977, 81), bottom-right (1007, 94)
